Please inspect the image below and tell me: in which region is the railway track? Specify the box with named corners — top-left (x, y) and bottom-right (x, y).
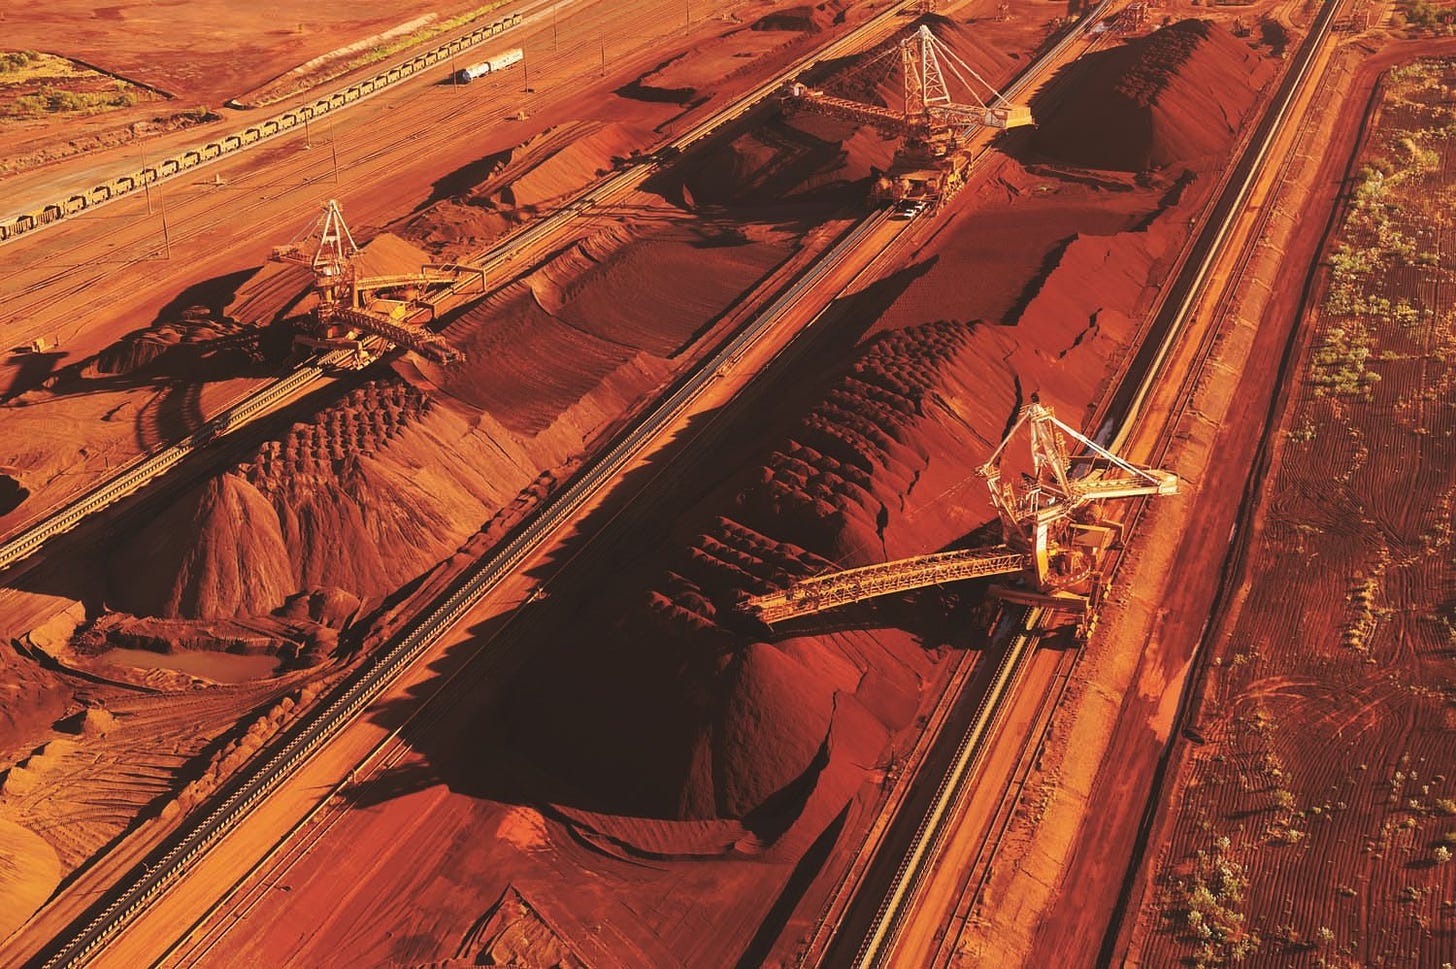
top-left (0, 0), bottom-right (787, 389)
top-left (823, 1), bottom-right (1348, 965)
top-left (930, 643), bottom-right (1077, 965)
top-left (0, 0), bottom-right (857, 343)
top-left (157, 174), bottom-right (940, 966)
top-left (0, 1), bottom-right (546, 244)
top-left (851, 609), bottom-right (1047, 967)
top-left (0, 53), bottom-right (560, 345)
top-left (0, 351), bottom-right (344, 575)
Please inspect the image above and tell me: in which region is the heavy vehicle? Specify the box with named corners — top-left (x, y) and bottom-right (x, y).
top-left (271, 200), bottom-right (478, 365)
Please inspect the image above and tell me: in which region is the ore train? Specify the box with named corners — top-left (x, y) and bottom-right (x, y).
top-left (454, 47), bottom-right (523, 83)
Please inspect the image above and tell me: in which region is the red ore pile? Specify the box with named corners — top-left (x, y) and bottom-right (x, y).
top-left (506, 321), bottom-right (1003, 857)
top-left (1033, 20), bottom-right (1274, 172)
top-left (106, 380), bottom-right (496, 620)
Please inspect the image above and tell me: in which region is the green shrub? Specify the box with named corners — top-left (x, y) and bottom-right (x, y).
top-left (0, 50), bottom-right (39, 73)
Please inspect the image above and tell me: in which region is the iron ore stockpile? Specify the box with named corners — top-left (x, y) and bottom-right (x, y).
top-left (0, 0), bottom-right (1437, 966)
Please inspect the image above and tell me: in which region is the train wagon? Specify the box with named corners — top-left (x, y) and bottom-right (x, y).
top-left (454, 47), bottom-right (523, 84)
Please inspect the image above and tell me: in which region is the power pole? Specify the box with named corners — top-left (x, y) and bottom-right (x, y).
top-left (329, 112), bottom-right (340, 184)
top-left (157, 171), bottom-right (171, 260)
top-left (139, 143), bottom-right (153, 215)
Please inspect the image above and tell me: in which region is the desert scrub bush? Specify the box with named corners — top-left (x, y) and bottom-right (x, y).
top-left (1399, 135), bottom-right (1440, 172)
top-left (9, 85), bottom-right (136, 118)
top-left (1310, 326), bottom-right (1380, 397)
top-left (1172, 849), bottom-right (1259, 966)
top-left (1287, 417), bottom-right (1317, 443)
top-left (1399, 0), bottom-right (1456, 30)
top-left (0, 50), bottom-right (40, 73)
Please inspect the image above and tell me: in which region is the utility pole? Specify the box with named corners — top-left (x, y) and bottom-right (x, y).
top-left (329, 111), bottom-right (340, 184)
top-left (157, 170), bottom-right (171, 260)
top-left (600, 33), bottom-right (606, 77)
top-left (139, 142), bottom-right (153, 215)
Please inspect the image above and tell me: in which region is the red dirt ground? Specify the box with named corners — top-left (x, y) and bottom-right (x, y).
top-left (0, 0), bottom-right (491, 177)
top-left (0, 0), bottom-right (490, 106)
top-left (487, 13), bottom-right (1270, 847)
top-left (1118, 47), bottom-right (1456, 969)
top-left (1034, 18), bottom-right (1275, 172)
top-left (941, 26), bottom-right (1456, 969)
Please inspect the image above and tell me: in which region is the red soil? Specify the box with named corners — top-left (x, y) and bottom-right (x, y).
top-left (502, 322), bottom-right (984, 832)
top-left (1034, 20), bottom-right (1276, 172)
top-left (0, 0), bottom-right (489, 178)
top-left (497, 152), bottom-right (1208, 842)
top-left (0, 3), bottom-right (941, 949)
top-left (468, 4), bottom-right (1274, 905)
top-left (508, 123), bottom-right (659, 209)
top-left (98, 214), bottom-right (795, 629)
top-left (1119, 50), bottom-right (1456, 969)
top-left (0, 648), bottom-right (69, 766)
top-left (675, 111), bottom-right (898, 208)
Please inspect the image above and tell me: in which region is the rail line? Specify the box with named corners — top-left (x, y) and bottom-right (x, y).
top-left (930, 643), bottom-right (1076, 966)
top-left (0, 55), bottom-right (558, 342)
top-left (828, 0), bottom-right (1346, 964)
top-left (850, 609), bottom-right (1046, 967)
top-left (35, 200), bottom-right (890, 966)
top-left (905, 40), bottom-right (1350, 966)
top-left (4, 7), bottom-right (921, 957)
top-left (26, 185), bottom-right (873, 961)
top-left (940, 18), bottom-right (1348, 967)
top-left (0, 351), bottom-right (342, 574)
top-left (788, 4), bottom-right (1122, 961)
top-left (0, 0), bottom-right (764, 351)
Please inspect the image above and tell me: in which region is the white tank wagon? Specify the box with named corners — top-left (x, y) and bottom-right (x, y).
top-left (454, 47), bottom-right (523, 83)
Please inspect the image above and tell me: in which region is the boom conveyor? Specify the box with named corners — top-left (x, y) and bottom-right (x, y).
top-left (742, 396), bottom-right (1177, 630)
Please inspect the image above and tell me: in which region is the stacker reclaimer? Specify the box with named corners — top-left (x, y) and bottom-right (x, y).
top-left (742, 396), bottom-right (1177, 635)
